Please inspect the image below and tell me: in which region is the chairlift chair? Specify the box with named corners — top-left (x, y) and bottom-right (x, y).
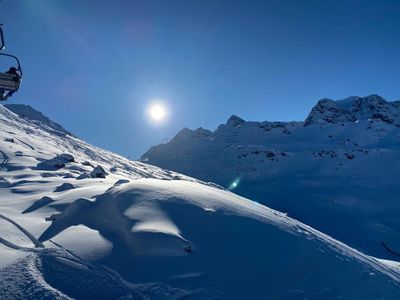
top-left (0, 24), bottom-right (22, 101)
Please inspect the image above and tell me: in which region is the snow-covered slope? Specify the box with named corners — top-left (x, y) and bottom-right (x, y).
top-left (0, 102), bottom-right (400, 299)
top-left (2, 104), bottom-right (400, 298)
top-left (4, 104), bottom-right (73, 136)
top-left (142, 94), bottom-right (400, 261)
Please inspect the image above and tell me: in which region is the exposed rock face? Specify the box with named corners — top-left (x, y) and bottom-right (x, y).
top-left (193, 127), bottom-right (213, 138)
top-left (305, 95), bottom-right (400, 126)
top-left (90, 165), bottom-right (108, 178)
top-left (54, 183), bottom-right (75, 192)
top-left (226, 115), bottom-right (245, 127)
top-left (56, 154), bottom-right (75, 163)
top-left (169, 127), bottom-right (212, 143)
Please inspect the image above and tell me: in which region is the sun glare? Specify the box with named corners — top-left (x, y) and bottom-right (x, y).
top-left (148, 103), bottom-right (167, 122)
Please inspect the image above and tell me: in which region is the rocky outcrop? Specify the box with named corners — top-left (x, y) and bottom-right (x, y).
top-left (305, 95), bottom-right (400, 126)
top-left (226, 115), bottom-right (245, 127)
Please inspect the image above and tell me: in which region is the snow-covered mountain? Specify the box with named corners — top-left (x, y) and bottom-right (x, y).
top-left (142, 94), bottom-right (400, 261)
top-left (4, 104), bottom-right (73, 137)
top-left (305, 95), bottom-right (400, 126)
top-left (2, 103), bottom-right (400, 298)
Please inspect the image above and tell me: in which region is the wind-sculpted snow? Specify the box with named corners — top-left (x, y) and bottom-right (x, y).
top-left (142, 94), bottom-right (400, 260)
top-left (2, 103), bottom-right (400, 298)
top-left (20, 179), bottom-right (400, 298)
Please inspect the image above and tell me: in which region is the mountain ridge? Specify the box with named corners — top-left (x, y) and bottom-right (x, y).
top-left (142, 94), bottom-right (400, 261)
top-left (4, 104), bottom-right (74, 137)
top-left (164, 94), bottom-right (400, 146)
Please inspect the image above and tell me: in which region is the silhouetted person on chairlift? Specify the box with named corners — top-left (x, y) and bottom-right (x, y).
top-left (0, 67), bottom-right (21, 100)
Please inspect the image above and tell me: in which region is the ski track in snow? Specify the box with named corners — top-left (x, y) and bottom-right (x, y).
top-left (0, 210), bottom-right (194, 299)
top-left (0, 213), bottom-right (44, 249)
top-left (14, 137), bottom-right (35, 151)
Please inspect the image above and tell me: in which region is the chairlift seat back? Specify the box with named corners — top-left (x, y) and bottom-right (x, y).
top-left (0, 72), bottom-right (19, 91)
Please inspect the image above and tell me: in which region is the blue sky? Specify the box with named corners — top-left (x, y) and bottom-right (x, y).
top-left (1, 0), bottom-right (400, 157)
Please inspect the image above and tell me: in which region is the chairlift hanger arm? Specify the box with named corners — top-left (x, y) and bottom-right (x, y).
top-left (0, 52), bottom-right (22, 77)
top-left (0, 25), bottom-right (4, 51)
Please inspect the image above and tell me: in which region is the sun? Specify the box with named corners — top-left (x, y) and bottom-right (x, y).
top-left (148, 102), bottom-right (167, 122)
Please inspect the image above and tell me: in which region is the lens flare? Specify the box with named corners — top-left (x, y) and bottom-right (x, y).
top-left (229, 178), bottom-right (241, 190)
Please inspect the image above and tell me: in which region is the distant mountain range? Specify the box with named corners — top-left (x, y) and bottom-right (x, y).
top-left (142, 94), bottom-right (400, 260)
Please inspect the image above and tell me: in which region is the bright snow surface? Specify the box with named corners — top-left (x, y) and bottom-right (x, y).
top-left (1, 104), bottom-right (400, 299)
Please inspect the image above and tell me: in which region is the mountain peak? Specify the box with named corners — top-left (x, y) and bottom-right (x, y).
top-left (305, 94), bottom-right (399, 126)
top-left (194, 127), bottom-right (212, 137)
top-left (4, 104), bottom-right (73, 136)
top-left (170, 127), bottom-right (212, 144)
top-left (226, 114), bottom-right (245, 127)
